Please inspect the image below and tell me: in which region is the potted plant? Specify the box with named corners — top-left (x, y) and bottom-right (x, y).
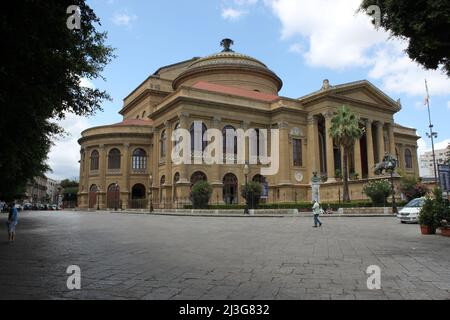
top-left (190, 181), bottom-right (212, 209)
top-left (241, 181), bottom-right (262, 210)
top-left (418, 195), bottom-right (438, 235)
top-left (362, 179), bottom-right (391, 207)
top-left (320, 174), bottom-right (328, 183)
top-left (440, 220), bottom-right (450, 237)
top-left (353, 173), bottom-right (359, 180)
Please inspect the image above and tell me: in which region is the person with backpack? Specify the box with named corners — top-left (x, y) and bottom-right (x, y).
top-left (312, 200), bottom-right (323, 228)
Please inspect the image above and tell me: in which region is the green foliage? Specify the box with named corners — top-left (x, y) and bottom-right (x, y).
top-left (363, 180), bottom-right (392, 206)
top-left (419, 188), bottom-right (449, 228)
top-left (241, 181), bottom-right (262, 209)
top-left (399, 175), bottom-right (428, 201)
top-left (0, 1), bottom-right (115, 200)
top-left (190, 181), bottom-right (212, 209)
top-left (183, 200), bottom-right (408, 210)
top-left (360, 0), bottom-right (450, 77)
top-left (330, 106), bottom-right (363, 202)
top-left (60, 179), bottom-right (79, 189)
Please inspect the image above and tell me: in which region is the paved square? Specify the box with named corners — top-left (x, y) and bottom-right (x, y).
top-left (0, 211), bottom-right (449, 300)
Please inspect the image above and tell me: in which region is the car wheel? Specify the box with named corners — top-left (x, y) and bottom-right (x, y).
top-left (401, 221), bottom-right (406, 224)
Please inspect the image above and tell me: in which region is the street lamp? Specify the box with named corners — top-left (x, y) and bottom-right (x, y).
top-left (114, 182), bottom-right (119, 211)
top-left (244, 162), bottom-right (250, 214)
top-left (97, 186), bottom-right (100, 210)
top-left (149, 174), bottom-right (154, 213)
top-left (375, 153), bottom-right (398, 214)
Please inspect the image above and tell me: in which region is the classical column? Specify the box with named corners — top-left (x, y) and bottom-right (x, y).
top-left (177, 112), bottom-right (190, 184)
top-left (412, 146), bottom-right (420, 177)
top-left (164, 121), bottom-right (172, 194)
top-left (354, 138), bottom-right (362, 179)
top-left (324, 112), bottom-right (335, 181)
top-left (99, 144), bottom-right (106, 209)
top-left (387, 123), bottom-right (396, 156)
top-left (365, 120), bottom-right (375, 178)
top-left (278, 121), bottom-right (291, 184)
top-left (376, 121), bottom-right (385, 162)
top-left (123, 143), bottom-right (130, 208)
top-left (307, 115), bottom-right (320, 180)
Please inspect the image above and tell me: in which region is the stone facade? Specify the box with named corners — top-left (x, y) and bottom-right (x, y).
top-left (77, 42), bottom-right (420, 209)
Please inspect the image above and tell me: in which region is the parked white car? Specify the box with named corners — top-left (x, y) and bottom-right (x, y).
top-left (397, 197), bottom-right (426, 224)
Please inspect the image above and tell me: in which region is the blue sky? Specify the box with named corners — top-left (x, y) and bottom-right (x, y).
top-left (47, 0), bottom-right (450, 181)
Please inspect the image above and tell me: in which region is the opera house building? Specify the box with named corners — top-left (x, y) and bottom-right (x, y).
top-left (77, 40), bottom-right (420, 209)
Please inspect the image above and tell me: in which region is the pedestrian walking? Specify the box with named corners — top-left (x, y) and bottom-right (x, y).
top-left (6, 202), bottom-right (18, 243)
top-left (312, 200), bottom-right (323, 228)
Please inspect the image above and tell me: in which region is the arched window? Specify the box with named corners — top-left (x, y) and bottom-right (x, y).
top-left (223, 173), bottom-right (238, 205)
top-left (190, 171), bottom-right (207, 186)
top-left (108, 148), bottom-right (121, 169)
top-left (174, 172), bottom-right (180, 183)
top-left (142, 111), bottom-right (146, 118)
top-left (405, 148), bottom-right (413, 169)
top-left (223, 125), bottom-right (237, 163)
top-left (160, 175), bottom-right (166, 185)
top-left (132, 148), bottom-right (147, 170)
top-left (160, 130), bottom-right (167, 159)
top-left (90, 150), bottom-right (99, 171)
top-left (190, 122), bottom-right (207, 155)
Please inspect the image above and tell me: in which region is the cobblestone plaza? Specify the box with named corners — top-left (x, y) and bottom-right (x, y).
top-left (0, 211), bottom-right (449, 300)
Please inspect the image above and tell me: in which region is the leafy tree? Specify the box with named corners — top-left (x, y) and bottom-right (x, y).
top-left (0, 1), bottom-right (114, 201)
top-left (399, 176), bottom-right (428, 201)
top-left (190, 181), bottom-right (212, 209)
top-left (241, 181), bottom-right (262, 209)
top-left (330, 106), bottom-right (363, 202)
top-left (363, 179), bottom-right (392, 206)
top-left (60, 179), bottom-right (79, 189)
top-left (360, 0), bottom-right (450, 77)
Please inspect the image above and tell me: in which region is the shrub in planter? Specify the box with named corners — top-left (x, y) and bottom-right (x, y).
top-left (400, 176), bottom-right (428, 201)
top-left (241, 181), bottom-right (262, 209)
top-left (362, 180), bottom-right (392, 206)
top-left (418, 195), bottom-right (438, 234)
top-left (190, 181), bottom-right (212, 209)
top-left (335, 169), bottom-right (343, 181)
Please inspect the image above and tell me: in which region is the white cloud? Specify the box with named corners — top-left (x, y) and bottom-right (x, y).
top-left (112, 11), bottom-right (138, 27)
top-left (221, 0), bottom-right (259, 21)
top-left (418, 138), bottom-right (450, 156)
top-left (264, 0), bottom-right (450, 97)
top-left (222, 8), bottom-right (246, 20)
top-left (288, 43), bottom-right (303, 54)
top-left (47, 114), bottom-right (91, 181)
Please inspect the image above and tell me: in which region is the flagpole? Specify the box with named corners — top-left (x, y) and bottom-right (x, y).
top-left (425, 79), bottom-right (439, 187)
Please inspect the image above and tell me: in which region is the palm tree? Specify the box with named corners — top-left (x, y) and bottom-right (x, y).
top-left (330, 105), bottom-right (363, 202)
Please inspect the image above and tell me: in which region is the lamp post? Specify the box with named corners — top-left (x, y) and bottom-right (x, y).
top-left (149, 174), bottom-right (154, 213)
top-left (244, 162), bottom-right (249, 214)
top-left (97, 186), bottom-right (100, 210)
top-left (375, 153), bottom-right (398, 214)
top-left (114, 182), bottom-right (119, 211)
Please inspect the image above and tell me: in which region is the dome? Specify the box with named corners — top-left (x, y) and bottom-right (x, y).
top-left (172, 39), bottom-right (283, 94)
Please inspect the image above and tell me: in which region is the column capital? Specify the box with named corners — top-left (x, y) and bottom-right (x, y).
top-left (123, 143), bottom-right (130, 148)
top-left (278, 121), bottom-right (289, 129)
top-left (364, 118), bottom-right (373, 125)
top-left (374, 120), bottom-right (384, 128)
top-left (322, 110), bottom-right (334, 119)
top-left (307, 115), bottom-right (318, 124)
top-left (99, 144), bottom-right (105, 149)
top-left (241, 120), bottom-right (251, 129)
top-left (178, 112), bottom-right (189, 119)
top-left (212, 116), bottom-right (222, 127)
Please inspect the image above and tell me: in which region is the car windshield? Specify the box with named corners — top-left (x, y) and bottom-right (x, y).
top-left (405, 198), bottom-right (424, 208)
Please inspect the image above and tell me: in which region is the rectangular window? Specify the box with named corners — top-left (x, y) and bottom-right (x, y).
top-left (293, 139), bottom-right (302, 166)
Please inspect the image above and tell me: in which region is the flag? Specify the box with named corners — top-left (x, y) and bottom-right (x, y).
top-left (424, 79), bottom-right (430, 105)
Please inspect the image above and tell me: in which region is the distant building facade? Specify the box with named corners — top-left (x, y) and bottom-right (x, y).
top-left (77, 40), bottom-right (420, 209)
top-left (25, 176), bottom-right (61, 204)
top-left (419, 144), bottom-right (450, 178)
